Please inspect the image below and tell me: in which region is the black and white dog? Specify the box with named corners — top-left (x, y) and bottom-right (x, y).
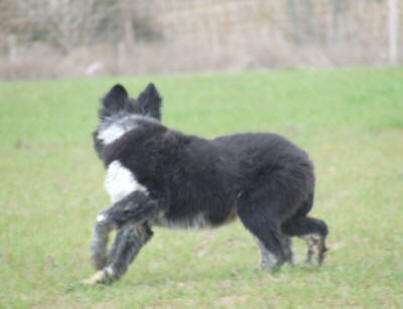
top-left (84, 83), bottom-right (328, 284)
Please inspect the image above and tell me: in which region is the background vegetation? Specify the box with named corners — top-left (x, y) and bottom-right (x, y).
top-left (1, 0), bottom-right (401, 79)
top-left (0, 67), bottom-right (402, 308)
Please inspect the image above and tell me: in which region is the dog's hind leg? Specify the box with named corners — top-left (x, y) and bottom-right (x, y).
top-left (84, 191), bottom-right (159, 284)
top-left (281, 234), bottom-right (294, 264)
top-left (237, 192), bottom-right (288, 272)
top-left (282, 216), bottom-right (328, 265)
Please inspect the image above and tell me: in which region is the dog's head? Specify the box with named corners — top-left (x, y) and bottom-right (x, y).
top-left (93, 83), bottom-right (162, 156)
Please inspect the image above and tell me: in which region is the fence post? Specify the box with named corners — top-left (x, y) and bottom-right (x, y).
top-left (7, 35), bottom-right (17, 62)
top-left (287, 0), bottom-right (300, 45)
top-left (388, 0), bottom-right (399, 64)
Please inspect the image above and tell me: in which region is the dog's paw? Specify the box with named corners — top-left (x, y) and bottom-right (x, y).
top-left (82, 271), bottom-right (108, 285)
top-left (82, 266), bottom-right (116, 285)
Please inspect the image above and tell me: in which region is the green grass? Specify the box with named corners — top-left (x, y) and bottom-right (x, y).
top-left (0, 67), bottom-right (402, 308)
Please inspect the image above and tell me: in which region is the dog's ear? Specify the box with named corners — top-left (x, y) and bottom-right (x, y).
top-left (101, 84), bottom-right (128, 113)
top-left (137, 83), bottom-right (162, 120)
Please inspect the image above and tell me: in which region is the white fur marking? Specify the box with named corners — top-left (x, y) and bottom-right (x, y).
top-left (105, 160), bottom-right (147, 203)
top-left (301, 233), bottom-right (322, 265)
top-left (154, 212), bottom-right (211, 230)
top-left (98, 123), bottom-right (125, 144)
top-left (82, 270), bottom-right (105, 285)
top-left (258, 242), bottom-right (278, 270)
top-left (96, 213), bottom-right (106, 222)
top-left (105, 266), bottom-right (114, 277)
top-left (97, 114), bottom-right (159, 145)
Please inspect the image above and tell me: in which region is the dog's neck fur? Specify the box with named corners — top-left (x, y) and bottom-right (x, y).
top-left (97, 113), bottom-right (160, 146)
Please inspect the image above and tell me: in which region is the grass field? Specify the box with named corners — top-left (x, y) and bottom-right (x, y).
top-left (0, 67), bottom-right (402, 308)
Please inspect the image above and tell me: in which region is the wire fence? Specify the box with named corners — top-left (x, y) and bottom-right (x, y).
top-left (0, 0), bottom-right (401, 79)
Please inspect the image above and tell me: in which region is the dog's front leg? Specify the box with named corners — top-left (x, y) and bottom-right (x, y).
top-left (84, 223), bottom-right (153, 284)
top-left (107, 223), bottom-right (153, 281)
top-left (84, 191), bottom-right (159, 284)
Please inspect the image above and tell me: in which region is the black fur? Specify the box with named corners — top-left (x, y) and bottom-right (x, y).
top-left (86, 83), bottom-right (328, 284)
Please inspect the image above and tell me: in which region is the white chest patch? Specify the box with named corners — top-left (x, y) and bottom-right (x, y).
top-left (104, 160), bottom-right (147, 203)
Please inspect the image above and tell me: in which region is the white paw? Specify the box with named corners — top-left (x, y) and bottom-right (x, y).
top-left (82, 271), bottom-right (106, 285)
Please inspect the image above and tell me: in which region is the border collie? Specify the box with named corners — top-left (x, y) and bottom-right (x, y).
top-left (83, 83), bottom-right (328, 284)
